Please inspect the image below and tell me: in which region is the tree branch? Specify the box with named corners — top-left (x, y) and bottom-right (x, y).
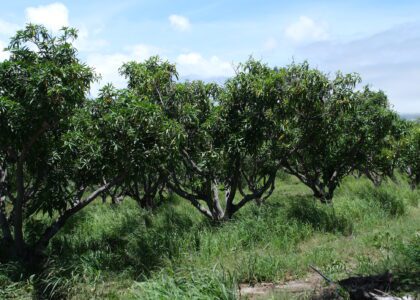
top-left (20, 121), bottom-right (50, 161)
top-left (13, 159), bottom-right (25, 252)
top-left (181, 149), bottom-right (206, 176)
top-left (233, 171), bottom-right (276, 213)
top-left (0, 196), bottom-right (12, 243)
top-left (167, 181), bottom-right (212, 219)
top-left (170, 172), bottom-right (203, 200)
top-left (34, 175), bottom-right (124, 252)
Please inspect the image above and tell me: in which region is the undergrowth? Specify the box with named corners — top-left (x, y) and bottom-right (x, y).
top-left (0, 175), bottom-right (418, 299)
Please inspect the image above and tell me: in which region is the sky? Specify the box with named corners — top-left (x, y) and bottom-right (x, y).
top-left (0, 1), bottom-right (419, 113)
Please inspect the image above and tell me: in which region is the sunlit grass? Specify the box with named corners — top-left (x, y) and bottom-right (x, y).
top-left (1, 174), bottom-right (419, 299)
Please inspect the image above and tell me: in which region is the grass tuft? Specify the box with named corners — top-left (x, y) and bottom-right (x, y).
top-left (1, 175), bottom-right (419, 299)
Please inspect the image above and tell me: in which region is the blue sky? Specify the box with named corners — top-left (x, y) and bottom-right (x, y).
top-left (1, 1), bottom-right (419, 112)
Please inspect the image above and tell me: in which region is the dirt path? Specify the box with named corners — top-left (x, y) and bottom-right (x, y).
top-left (238, 271), bottom-right (417, 299)
top-left (238, 272), bottom-right (337, 299)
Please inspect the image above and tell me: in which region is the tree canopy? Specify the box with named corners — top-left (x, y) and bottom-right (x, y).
top-left (0, 25), bottom-right (415, 263)
top-left (280, 63), bottom-right (400, 201)
top-left (0, 25), bottom-right (96, 259)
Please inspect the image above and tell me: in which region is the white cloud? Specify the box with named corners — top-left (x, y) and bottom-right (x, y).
top-left (263, 37), bottom-right (278, 51)
top-left (295, 23), bottom-right (420, 113)
top-left (129, 44), bottom-right (162, 60)
top-left (176, 52), bottom-right (234, 77)
top-left (0, 40), bottom-right (9, 61)
top-left (24, 3), bottom-right (108, 55)
top-left (88, 49), bottom-right (233, 95)
top-left (285, 16), bottom-right (329, 43)
top-left (25, 2), bottom-right (69, 32)
top-left (169, 14), bottom-right (191, 31)
top-left (0, 19), bottom-right (19, 36)
top-left (87, 44), bottom-right (162, 95)
top-left (74, 26), bottom-right (108, 52)
top-left (88, 53), bottom-right (131, 87)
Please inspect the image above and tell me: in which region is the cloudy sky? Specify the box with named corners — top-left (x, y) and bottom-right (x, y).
top-left (0, 1), bottom-right (419, 113)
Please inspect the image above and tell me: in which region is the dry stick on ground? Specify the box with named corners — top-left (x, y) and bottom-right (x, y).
top-left (309, 265), bottom-right (335, 285)
top-left (309, 265), bottom-right (344, 299)
top-left (310, 265), bottom-right (413, 300)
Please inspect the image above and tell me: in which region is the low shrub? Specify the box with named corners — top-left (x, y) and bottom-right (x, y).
top-left (356, 184), bottom-right (406, 216)
top-left (286, 196), bottom-right (354, 235)
top-left (130, 268), bottom-right (237, 300)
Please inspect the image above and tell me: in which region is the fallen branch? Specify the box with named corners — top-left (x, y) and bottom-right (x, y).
top-left (309, 265), bottom-right (334, 285)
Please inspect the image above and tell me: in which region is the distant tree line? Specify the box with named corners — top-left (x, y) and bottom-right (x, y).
top-left (0, 25), bottom-right (418, 262)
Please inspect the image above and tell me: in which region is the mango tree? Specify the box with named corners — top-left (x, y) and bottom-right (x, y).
top-left (399, 121), bottom-right (420, 189)
top-left (90, 84), bottom-right (180, 209)
top-left (281, 63), bottom-right (398, 202)
top-left (355, 103), bottom-right (405, 186)
top-left (216, 59), bottom-right (291, 215)
top-left (116, 57), bottom-right (179, 208)
top-left (0, 25), bottom-right (97, 260)
top-left (122, 59), bottom-right (226, 219)
top-left (121, 58), bottom-right (289, 220)
top-left (0, 25), bottom-right (176, 262)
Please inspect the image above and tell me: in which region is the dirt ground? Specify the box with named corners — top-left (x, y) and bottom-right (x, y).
top-left (238, 271), bottom-right (417, 300)
top-left (238, 272), bottom-right (336, 299)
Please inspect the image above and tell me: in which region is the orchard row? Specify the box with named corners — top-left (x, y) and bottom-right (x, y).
top-left (0, 25), bottom-right (418, 261)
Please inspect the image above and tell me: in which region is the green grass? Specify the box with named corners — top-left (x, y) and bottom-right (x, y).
top-left (1, 175), bottom-right (419, 299)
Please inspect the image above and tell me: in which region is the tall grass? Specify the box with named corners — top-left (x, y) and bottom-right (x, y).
top-left (0, 175), bottom-right (419, 299)
top-left (129, 268), bottom-right (237, 300)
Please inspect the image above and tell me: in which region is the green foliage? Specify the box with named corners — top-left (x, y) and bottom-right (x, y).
top-left (119, 57), bottom-right (286, 220)
top-left (286, 197), bottom-right (354, 235)
top-left (399, 122), bottom-right (420, 189)
top-left (130, 268), bottom-right (237, 300)
top-left (397, 232), bottom-right (420, 271)
top-left (1, 177), bottom-right (419, 299)
top-left (120, 56), bottom-right (178, 106)
top-left (1, 24), bottom-right (419, 299)
top-left (370, 187), bottom-right (406, 216)
top-left (0, 24), bottom-right (97, 257)
top-left (281, 62), bottom-right (401, 201)
top-left (356, 183), bottom-right (407, 216)
top-left (0, 23), bottom-right (95, 183)
top-left (221, 58), bottom-right (287, 160)
top-left (0, 28), bottom-right (183, 258)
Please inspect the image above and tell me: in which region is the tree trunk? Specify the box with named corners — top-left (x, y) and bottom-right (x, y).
top-left (323, 192), bottom-right (334, 204)
top-left (255, 197), bottom-right (263, 206)
top-left (312, 188), bottom-right (324, 200)
top-left (111, 195), bottom-right (122, 205)
top-left (13, 160), bottom-right (26, 257)
top-left (224, 167), bottom-right (239, 219)
top-left (224, 187), bottom-right (240, 220)
top-left (312, 186), bottom-right (333, 204)
top-left (167, 181), bottom-right (213, 219)
top-left (0, 200), bottom-right (12, 243)
top-left (365, 170), bottom-right (382, 187)
top-left (33, 177), bottom-right (122, 254)
top-left (0, 167), bottom-right (12, 242)
top-left (0, 169), bottom-right (16, 261)
top-left (411, 174), bottom-right (419, 190)
top-left (209, 181), bottom-right (224, 221)
top-left (137, 194), bottom-right (153, 209)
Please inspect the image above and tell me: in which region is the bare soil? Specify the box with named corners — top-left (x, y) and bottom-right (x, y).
top-left (238, 272), bottom-right (338, 299)
top-left (238, 271), bottom-right (418, 299)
